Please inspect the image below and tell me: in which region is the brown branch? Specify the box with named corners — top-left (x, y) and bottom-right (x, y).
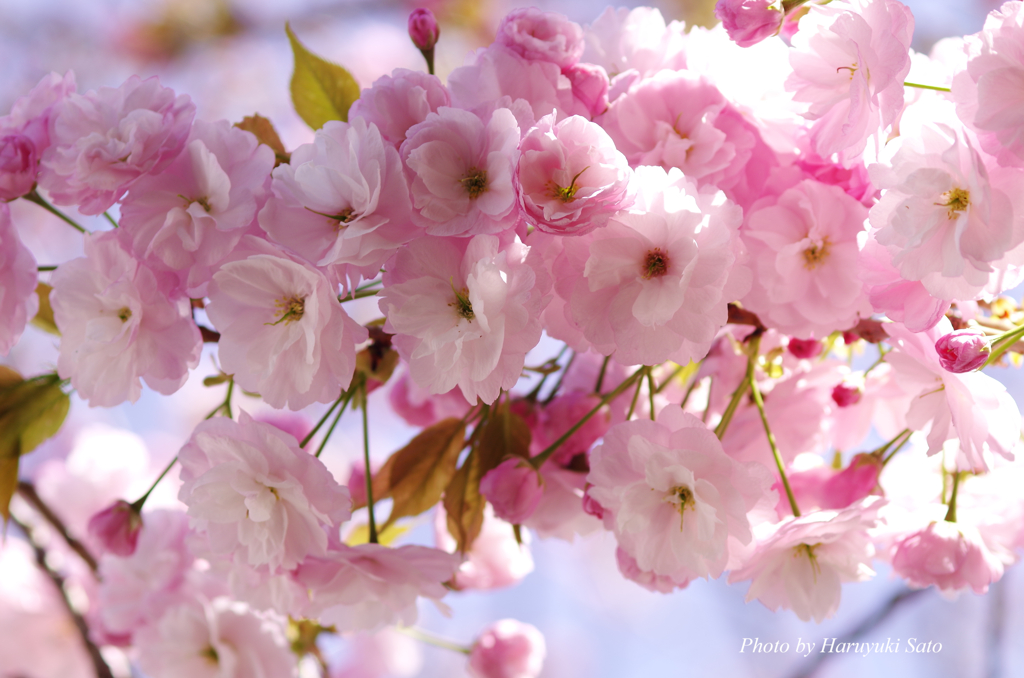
top-left (17, 481), bottom-right (98, 572)
top-left (199, 326), bottom-right (221, 343)
top-left (10, 513), bottom-right (114, 678)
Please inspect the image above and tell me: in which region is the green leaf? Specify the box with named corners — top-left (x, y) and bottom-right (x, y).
top-left (0, 456), bottom-right (18, 523)
top-left (286, 23), bottom-right (360, 130)
top-left (30, 283), bottom-right (60, 336)
top-left (380, 418), bottom-right (466, 530)
top-left (0, 374), bottom-right (69, 459)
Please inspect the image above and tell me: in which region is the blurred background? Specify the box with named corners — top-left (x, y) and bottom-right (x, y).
top-left (1, 1), bottom-right (1022, 677)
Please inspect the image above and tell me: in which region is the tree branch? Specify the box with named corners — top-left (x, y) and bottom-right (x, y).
top-left (17, 481), bottom-right (98, 572)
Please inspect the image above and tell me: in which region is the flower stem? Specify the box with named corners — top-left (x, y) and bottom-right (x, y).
top-left (747, 335), bottom-right (801, 517)
top-left (647, 369), bottom-right (657, 420)
top-left (542, 349), bottom-right (576, 404)
top-left (315, 390), bottom-right (353, 458)
top-left (532, 366), bottom-right (645, 468)
top-left (24, 190), bottom-right (88, 234)
top-left (983, 322), bottom-right (1024, 368)
top-left (398, 626), bottom-right (471, 655)
top-left (595, 355), bottom-right (611, 394)
top-left (625, 368), bottom-right (645, 420)
top-left (714, 375), bottom-right (749, 439)
top-left (944, 470), bottom-right (962, 522)
top-left (103, 211), bottom-right (119, 228)
top-left (879, 428), bottom-right (912, 465)
top-left (131, 455), bottom-right (179, 511)
top-left (300, 390), bottom-right (347, 448)
top-left (361, 379), bottom-right (378, 544)
top-left (904, 81), bottom-right (951, 92)
top-left (203, 377), bottom-right (235, 419)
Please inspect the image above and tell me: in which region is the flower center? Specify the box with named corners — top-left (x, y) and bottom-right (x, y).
top-left (117, 307), bottom-right (132, 323)
top-left (837, 63), bottom-right (858, 80)
top-left (550, 166), bottom-right (589, 203)
top-left (460, 167), bottom-right (488, 199)
top-left (938, 187), bottom-right (970, 219)
top-left (642, 248), bottom-right (670, 279)
top-left (266, 296), bottom-right (305, 326)
top-left (448, 278), bottom-right (474, 321)
top-left (794, 543), bottom-right (822, 581)
top-left (305, 206), bottom-right (357, 230)
top-left (199, 646), bottom-right (219, 665)
top-left (802, 237), bottom-right (831, 270)
top-left (178, 194), bottom-right (212, 212)
top-left (667, 485), bottom-right (696, 531)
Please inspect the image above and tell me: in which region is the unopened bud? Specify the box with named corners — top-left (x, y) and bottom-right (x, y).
top-left (831, 383), bottom-right (862, 408)
top-left (935, 328), bottom-right (990, 373)
top-left (787, 337), bottom-right (822, 359)
top-left (469, 619), bottom-right (546, 678)
top-left (408, 8), bottom-right (440, 52)
top-left (87, 500), bottom-right (143, 557)
top-left (714, 0), bottom-right (784, 48)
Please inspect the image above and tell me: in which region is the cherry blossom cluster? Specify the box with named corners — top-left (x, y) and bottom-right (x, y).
top-left (3, 1), bottom-right (1024, 676)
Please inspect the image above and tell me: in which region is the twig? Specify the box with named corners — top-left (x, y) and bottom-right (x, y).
top-left (16, 481), bottom-right (98, 573)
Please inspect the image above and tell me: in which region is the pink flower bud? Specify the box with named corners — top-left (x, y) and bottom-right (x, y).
top-left (934, 328), bottom-right (990, 373)
top-left (0, 134), bottom-right (39, 201)
top-left (479, 458), bottom-right (543, 524)
top-left (714, 0), bottom-right (784, 48)
top-left (842, 330), bottom-right (858, 345)
top-left (831, 383), bottom-right (862, 408)
top-left (787, 337), bottom-right (822, 359)
top-left (822, 453), bottom-right (880, 508)
top-left (581, 486), bottom-right (604, 519)
top-left (408, 8), bottom-right (439, 52)
top-left (87, 500), bottom-right (143, 557)
top-left (468, 619), bottom-right (546, 678)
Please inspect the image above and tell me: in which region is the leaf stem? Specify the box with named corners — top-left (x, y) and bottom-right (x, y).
top-left (24, 190), bottom-right (88, 234)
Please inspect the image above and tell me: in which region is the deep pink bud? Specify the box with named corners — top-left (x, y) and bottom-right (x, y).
top-left (581, 486), bottom-right (604, 519)
top-left (468, 619), bottom-right (546, 678)
top-left (831, 383), bottom-right (862, 408)
top-left (87, 500), bottom-right (143, 557)
top-left (842, 330), bottom-right (858, 346)
top-left (408, 8), bottom-right (439, 51)
top-left (714, 0), bottom-right (784, 48)
top-left (787, 337), bottom-right (823, 359)
top-left (0, 134), bottom-right (39, 201)
top-left (479, 458), bottom-right (543, 524)
top-left (934, 328), bottom-right (990, 373)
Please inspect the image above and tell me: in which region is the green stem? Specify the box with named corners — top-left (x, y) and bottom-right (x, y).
top-left (984, 322), bottom-right (1024, 368)
top-left (542, 350), bottom-right (576, 404)
top-left (532, 366), bottom-right (645, 468)
top-left (398, 627), bottom-right (470, 655)
top-left (877, 428), bottom-right (911, 465)
top-left (904, 81), bottom-right (951, 92)
top-left (37, 265), bottom-right (58, 272)
top-left (203, 378), bottom-right (235, 420)
top-left (315, 390), bottom-right (353, 458)
top-left (24, 190), bottom-right (88, 234)
top-left (647, 369), bottom-right (657, 421)
top-left (131, 456), bottom-right (179, 510)
top-left (103, 211), bottom-right (119, 228)
top-left (680, 374), bottom-right (701, 411)
top-left (625, 368), bottom-right (645, 420)
top-left (421, 48), bottom-right (436, 76)
top-left (781, 0), bottom-right (811, 12)
top-left (361, 379), bottom-right (378, 544)
top-left (595, 355), bottom-right (611, 393)
top-left (655, 363), bottom-right (687, 394)
top-left (300, 391), bottom-right (347, 448)
top-left (864, 344), bottom-right (889, 376)
top-left (944, 471), bottom-right (961, 522)
top-left (714, 375), bottom-right (749, 439)
top-left (525, 345), bottom-right (567, 401)
top-left (747, 336), bottom-right (801, 517)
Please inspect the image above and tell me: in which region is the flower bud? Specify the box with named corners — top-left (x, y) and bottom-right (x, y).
top-left (479, 458), bottom-right (543, 524)
top-left (408, 8), bottom-right (439, 52)
top-left (0, 134), bottom-right (39, 201)
top-left (468, 619), bottom-right (546, 678)
top-left (714, 0), bottom-right (784, 48)
top-left (87, 500), bottom-right (143, 557)
top-left (831, 383), bottom-right (862, 408)
top-left (581, 486), bottom-right (605, 519)
top-left (787, 337), bottom-right (822, 359)
top-left (935, 328), bottom-right (990, 373)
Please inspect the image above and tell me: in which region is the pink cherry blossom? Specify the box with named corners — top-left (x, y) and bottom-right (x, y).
top-left (205, 237), bottom-right (367, 410)
top-left (729, 498), bottom-right (883, 622)
top-left (599, 69), bottom-right (775, 207)
top-left (0, 203), bottom-right (38, 356)
top-left (614, 547), bottom-right (693, 593)
top-left (468, 619), bottom-right (546, 678)
top-left (259, 118), bottom-right (415, 290)
top-left (50, 230), bottom-right (201, 406)
top-left (560, 167), bottom-right (748, 367)
top-left (935, 328), bottom-right (990, 373)
top-left (95, 510), bottom-right (194, 638)
top-left (296, 543), bottom-right (460, 632)
top-left (496, 8), bottom-right (585, 69)
top-left (787, 0), bottom-right (913, 165)
top-left (775, 453), bottom-right (881, 518)
top-left (39, 75), bottom-right (195, 214)
top-left (517, 113), bottom-right (632, 236)
top-left (581, 7), bottom-right (687, 79)
top-left (388, 370), bottom-right (474, 428)
top-left (588, 408), bottom-right (772, 581)
top-left (860, 235), bottom-right (951, 331)
top-left (436, 504), bottom-right (534, 590)
top-left (349, 69), bottom-right (450, 148)
top-left (87, 499), bottom-right (143, 557)
top-left (741, 178), bottom-right (871, 339)
top-left (120, 119), bottom-right (274, 295)
top-left (401, 106), bottom-right (520, 236)
top-left (379, 234), bottom-right (549, 405)
top-left (883, 318), bottom-right (1020, 473)
top-left (868, 123), bottom-right (1024, 301)
top-left (715, 0), bottom-right (784, 48)
top-left (891, 520), bottom-right (1006, 594)
top-left (953, 1), bottom-right (1024, 167)
top-left (480, 458), bottom-right (544, 524)
top-left (177, 412), bottom-right (352, 571)
top-left (135, 597), bottom-right (295, 678)
top-left (563, 63), bottom-right (610, 119)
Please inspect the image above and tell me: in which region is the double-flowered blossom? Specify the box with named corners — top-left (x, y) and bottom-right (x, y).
top-left (715, 0), bottom-right (784, 48)
top-left (557, 166), bottom-right (748, 366)
top-left (50, 230), bottom-right (201, 406)
top-left (178, 412), bottom-right (351, 571)
top-left (401, 107), bottom-right (520, 236)
top-left (517, 113), bottom-right (632, 235)
top-left (787, 0), bottom-right (914, 165)
top-left (0, 203), bottom-right (38, 356)
top-left (40, 75), bottom-right (195, 214)
top-left (379, 234), bottom-right (549, 404)
top-left (120, 120), bottom-right (275, 295)
top-left (260, 117), bottom-right (414, 289)
top-left (206, 237), bottom-right (367, 410)
top-left (349, 69), bottom-right (450, 148)
top-left (891, 520), bottom-right (1007, 594)
top-left (588, 408), bottom-right (773, 582)
top-left (496, 7), bottom-right (585, 69)
top-left (468, 619), bottom-right (546, 678)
